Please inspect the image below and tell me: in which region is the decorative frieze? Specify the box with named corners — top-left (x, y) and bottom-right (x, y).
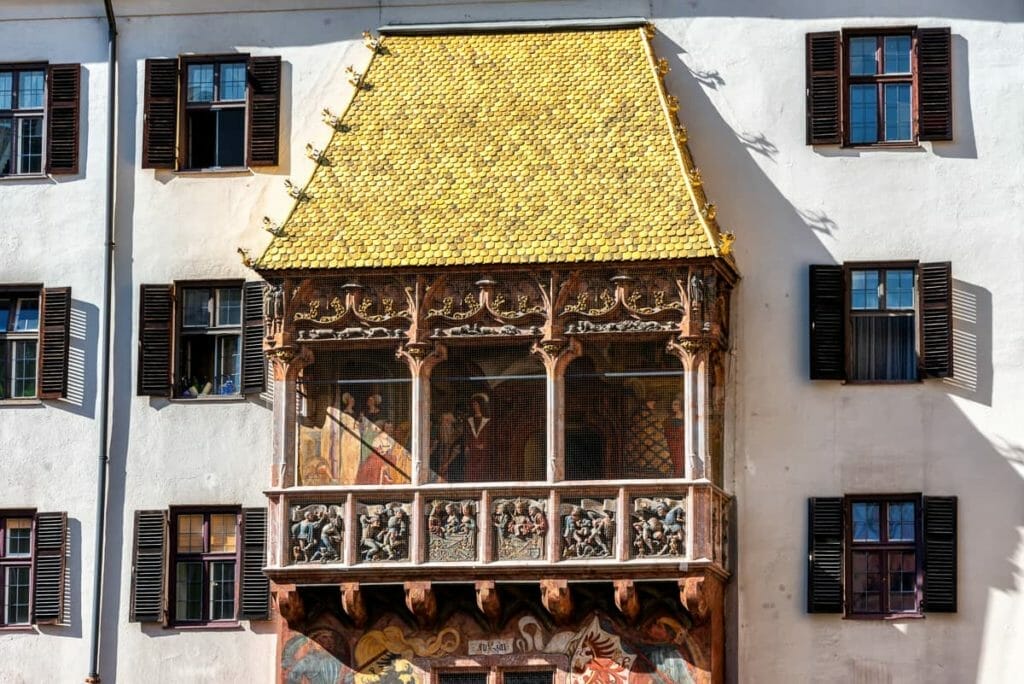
top-left (357, 501), bottom-right (411, 562)
top-left (426, 499), bottom-right (479, 562)
top-left (631, 496), bottom-right (687, 558)
top-left (492, 497), bottom-right (548, 561)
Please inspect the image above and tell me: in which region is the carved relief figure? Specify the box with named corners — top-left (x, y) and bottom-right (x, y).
top-left (624, 392), bottom-right (674, 478)
top-left (632, 498), bottom-right (687, 558)
top-left (289, 504), bottom-right (344, 564)
top-left (561, 499), bottom-right (615, 559)
top-left (662, 393), bottom-right (685, 478)
top-left (464, 393), bottom-right (492, 482)
top-left (426, 499), bottom-right (478, 561)
top-left (359, 503), bottom-right (410, 562)
top-left (493, 498), bottom-right (547, 561)
top-left (429, 411), bottom-right (464, 482)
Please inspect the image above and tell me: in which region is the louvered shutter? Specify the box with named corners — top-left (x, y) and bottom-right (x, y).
top-left (805, 32), bottom-right (842, 145)
top-left (809, 265), bottom-right (846, 380)
top-left (142, 59), bottom-right (179, 169)
top-left (917, 28), bottom-right (953, 142)
top-left (241, 281), bottom-right (266, 394)
top-left (919, 262), bottom-right (953, 378)
top-left (33, 512), bottom-right (69, 625)
top-left (923, 496), bottom-right (957, 613)
top-left (240, 508), bottom-right (270, 620)
top-left (246, 56), bottom-right (281, 166)
top-left (46, 64), bottom-right (81, 174)
top-left (130, 510), bottom-right (168, 623)
top-left (138, 284), bottom-right (173, 396)
top-left (37, 287), bottom-right (71, 399)
top-left (807, 497), bottom-right (843, 613)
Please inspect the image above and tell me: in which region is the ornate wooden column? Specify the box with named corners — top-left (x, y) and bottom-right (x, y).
top-left (397, 342), bottom-right (446, 486)
top-left (268, 345), bottom-right (314, 489)
top-left (667, 338), bottom-right (709, 480)
top-left (532, 337), bottom-right (581, 483)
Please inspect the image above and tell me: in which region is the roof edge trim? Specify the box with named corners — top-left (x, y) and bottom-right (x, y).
top-left (379, 17), bottom-right (648, 35)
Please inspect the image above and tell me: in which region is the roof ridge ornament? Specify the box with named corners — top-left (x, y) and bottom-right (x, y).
top-left (284, 179), bottom-right (308, 201)
top-left (262, 217), bottom-right (284, 237)
top-left (305, 144), bottom-right (328, 165)
top-left (321, 108), bottom-right (350, 132)
top-left (362, 31), bottom-right (383, 53)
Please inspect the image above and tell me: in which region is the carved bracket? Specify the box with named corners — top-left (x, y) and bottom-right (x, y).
top-left (404, 581), bottom-right (438, 627)
top-left (340, 582), bottom-right (368, 628)
top-left (475, 580), bottom-right (502, 624)
top-left (679, 573), bottom-right (724, 626)
top-left (273, 584), bottom-right (306, 631)
top-left (613, 580), bottom-right (640, 622)
top-left (540, 579), bottom-right (573, 625)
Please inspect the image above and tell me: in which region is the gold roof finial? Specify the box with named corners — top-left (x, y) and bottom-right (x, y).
top-left (363, 30), bottom-right (382, 53)
top-left (719, 232), bottom-right (735, 256)
top-left (657, 58), bottom-right (669, 77)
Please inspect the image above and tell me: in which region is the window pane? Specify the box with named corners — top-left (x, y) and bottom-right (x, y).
top-left (884, 83), bottom-right (913, 141)
top-left (209, 560), bottom-right (236, 620)
top-left (0, 343), bottom-right (7, 398)
top-left (17, 71), bottom-right (44, 109)
top-left (851, 551), bottom-right (883, 612)
top-left (438, 675), bottom-right (488, 684)
top-left (850, 270), bottom-right (879, 310)
top-left (17, 117), bottom-right (42, 174)
top-left (175, 561), bottom-right (203, 621)
top-left (852, 502), bottom-right (880, 541)
top-left (216, 108), bottom-right (246, 168)
top-left (0, 300), bottom-right (9, 331)
top-left (6, 518), bottom-right (32, 556)
top-left (176, 513), bottom-right (204, 553)
top-left (183, 289), bottom-right (211, 327)
top-left (849, 37), bottom-right (877, 75)
top-left (209, 513), bottom-right (237, 553)
top-left (186, 64), bottom-right (214, 102)
top-left (215, 335), bottom-right (241, 395)
top-left (888, 502), bottom-right (916, 541)
top-left (888, 551), bottom-right (918, 612)
top-left (187, 109), bottom-right (217, 169)
top-left (0, 119), bottom-right (11, 175)
top-left (884, 36), bottom-right (912, 73)
top-left (506, 673), bottom-right (555, 684)
top-left (219, 63), bottom-right (247, 101)
top-left (14, 298), bottom-right (39, 331)
top-left (0, 72), bottom-right (11, 109)
top-left (5, 566), bottom-right (30, 624)
top-left (885, 269), bottom-right (915, 310)
top-left (850, 314), bottom-right (916, 381)
top-left (216, 288), bottom-right (241, 326)
top-left (849, 85), bottom-right (878, 144)
top-left (13, 340), bottom-right (37, 398)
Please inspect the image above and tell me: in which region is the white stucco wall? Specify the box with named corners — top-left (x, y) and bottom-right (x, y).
top-left (0, 1), bottom-right (1021, 683)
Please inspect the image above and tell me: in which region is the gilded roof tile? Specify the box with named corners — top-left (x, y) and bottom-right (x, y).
top-left (257, 26), bottom-right (729, 271)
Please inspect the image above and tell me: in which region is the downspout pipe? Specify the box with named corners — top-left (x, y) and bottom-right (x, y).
top-left (87, 1), bottom-right (116, 682)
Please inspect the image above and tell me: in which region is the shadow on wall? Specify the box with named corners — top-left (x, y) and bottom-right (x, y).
top-left (56, 298), bottom-right (98, 419)
top-left (933, 35), bottom-right (977, 160)
top-left (946, 279), bottom-right (992, 406)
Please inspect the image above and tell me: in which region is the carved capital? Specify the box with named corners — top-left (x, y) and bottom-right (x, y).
top-left (268, 345), bottom-right (314, 382)
top-left (540, 579), bottom-right (573, 625)
top-left (404, 581), bottom-right (438, 626)
top-left (273, 584), bottom-right (306, 630)
top-left (396, 341), bottom-right (446, 377)
top-left (340, 582), bottom-right (367, 628)
top-left (613, 580), bottom-right (640, 622)
top-left (475, 580), bottom-right (502, 624)
top-left (666, 336), bottom-right (710, 368)
top-left (531, 336), bottom-right (582, 374)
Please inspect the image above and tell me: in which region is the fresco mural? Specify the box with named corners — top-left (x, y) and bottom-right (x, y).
top-left (278, 593), bottom-right (704, 684)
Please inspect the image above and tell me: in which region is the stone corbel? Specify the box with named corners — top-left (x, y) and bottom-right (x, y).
top-left (540, 579), bottom-right (573, 625)
top-left (475, 580), bottom-right (502, 624)
top-left (613, 580), bottom-right (640, 622)
top-left (340, 582), bottom-right (367, 628)
top-left (679, 573), bottom-right (724, 626)
top-left (404, 581), bottom-right (438, 626)
top-left (273, 584), bottom-right (306, 631)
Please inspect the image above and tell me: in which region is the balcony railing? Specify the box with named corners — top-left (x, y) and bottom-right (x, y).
top-left (265, 480), bottom-right (730, 583)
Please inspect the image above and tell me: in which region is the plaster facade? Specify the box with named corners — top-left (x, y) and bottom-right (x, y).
top-left (0, 1), bottom-right (1020, 683)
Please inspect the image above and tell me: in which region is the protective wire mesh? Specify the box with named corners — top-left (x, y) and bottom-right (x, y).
top-left (429, 344), bottom-right (546, 483)
top-left (565, 339), bottom-right (684, 480)
top-left (296, 348), bottom-right (412, 486)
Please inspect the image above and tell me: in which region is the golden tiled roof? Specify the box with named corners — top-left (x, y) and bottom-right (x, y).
top-left (257, 25), bottom-right (731, 271)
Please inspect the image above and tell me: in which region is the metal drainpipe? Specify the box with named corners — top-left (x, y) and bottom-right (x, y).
top-left (86, 1), bottom-right (116, 682)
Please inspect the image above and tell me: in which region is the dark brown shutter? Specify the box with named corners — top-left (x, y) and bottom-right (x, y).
top-left (33, 511), bottom-right (69, 625)
top-left (129, 510), bottom-right (168, 623)
top-left (919, 262), bottom-right (953, 378)
top-left (917, 27), bottom-right (953, 141)
top-left (142, 58), bottom-right (179, 169)
top-left (923, 496), bottom-right (957, 612)
top-left (240, 508), bottom-right (270, 620)
top-left (38, 287), bottom-right (71, 399)
top-left (46, 64), bottom-right (81, 174)
top-left (241, 281), bottom-right (266, 394)
top-left (807, 497), bottom-right (843, 613)
top-left (806, 32), bottom-right (842, 145)
top-left (246, 56), bottom-right (281, 166)
top-left (138, 284), bottom-right (173, 396)
top-left (809, 265), bottom-right (846, 380)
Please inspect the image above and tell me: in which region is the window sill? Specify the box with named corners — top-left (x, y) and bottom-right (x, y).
top-left (173, 167), bottom-right (252, 177)
top-left (0, 398), bottom-right (43, 407)
top-left (840, 142), bottom-right (922, 150)
top-left (842, 379), bottom-right (923, 385)
top-left (168, 621), bottom-right (241, 631)
top-left (0, 173), bottom-right (52, 182)
top-left (843, 612), bottom-right (925, 621)
top-left (0, 624), bottom-right (36, 632)
top-left (168, 395), bottom-right (246, 403)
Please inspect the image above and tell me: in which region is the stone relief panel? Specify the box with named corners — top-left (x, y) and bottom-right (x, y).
top-left (357, 501), bottom-right (412, 562)
top-left (630, 496), bottom-right (687, 558)
top-left (289, 503), bottom-right (345, 565)
top-left (560, 498), bottom-right (616, 560)
top-left (493, 497), bottom-right (548, 561)
top-left (426, 499), bottom-right (479, 562)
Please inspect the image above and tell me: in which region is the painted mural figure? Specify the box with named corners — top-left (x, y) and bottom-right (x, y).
top-left (464, 393), bottom-right (492, 482)
top-left (625, 396), bottom-right (675, 478)
top-left (356, 419), bottom-right (412, 485)
top-left (360, 503), bottom-right (410, 562)
top-left (321, 391), bottom-right (361, 484)
top-left (429, 410), bottom-right (464, 482)
top-left (662, 393), bottom-right (685, 477)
